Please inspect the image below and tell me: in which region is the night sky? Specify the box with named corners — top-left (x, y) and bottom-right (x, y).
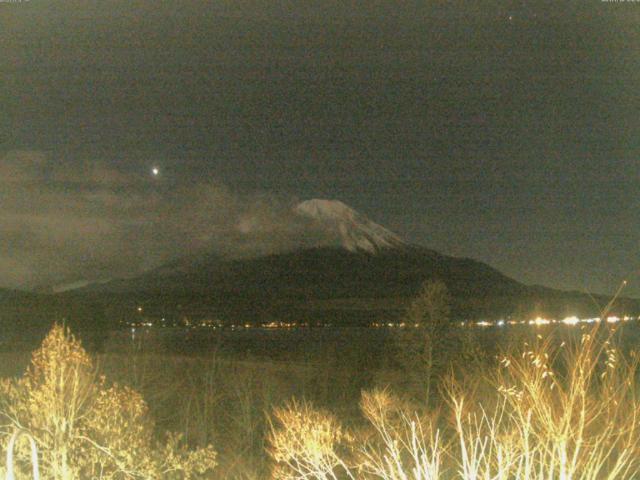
top-left (1, 0), bottom-right (639, 295)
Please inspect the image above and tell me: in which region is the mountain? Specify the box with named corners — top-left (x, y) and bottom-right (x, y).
top-left (60, 199), bottom-right (639, 325)
top-left (0, 287), bottom-right (36, 302)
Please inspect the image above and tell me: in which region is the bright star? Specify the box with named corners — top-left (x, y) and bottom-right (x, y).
top-left (152, 167), bottom-right (160, 176)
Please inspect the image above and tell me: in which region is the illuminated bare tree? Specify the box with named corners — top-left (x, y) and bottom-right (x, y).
top-left (396, 279), bottom-right (452, 403)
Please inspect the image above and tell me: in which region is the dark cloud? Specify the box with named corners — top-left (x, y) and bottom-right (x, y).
top-left (0, 150), bottom-right (324, 288)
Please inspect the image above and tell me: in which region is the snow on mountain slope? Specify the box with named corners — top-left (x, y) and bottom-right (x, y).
top-left (294, 199), bottom-right (406, 253)
top-left (51, 278), bottom-right (113, 293)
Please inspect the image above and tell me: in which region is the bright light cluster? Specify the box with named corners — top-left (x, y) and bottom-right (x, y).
top-left (469, 315), bottom-right (636, 328)
top-left (529, 317), bottom-right (551, 326)
top-left (126, 315), bottom-right (638, 330)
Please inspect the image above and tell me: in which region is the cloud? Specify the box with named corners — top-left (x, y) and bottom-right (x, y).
top-left (0, 151), bottom-right (320, 289)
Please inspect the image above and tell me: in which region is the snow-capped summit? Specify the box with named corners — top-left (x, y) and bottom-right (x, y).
top-left (294, 199), bottom-right (406, 253)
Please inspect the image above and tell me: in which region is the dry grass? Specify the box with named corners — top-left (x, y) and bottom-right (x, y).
top-left (268, 324), bottom-right (640, 479)
top-left (268, 399), bottom-right (354, 480)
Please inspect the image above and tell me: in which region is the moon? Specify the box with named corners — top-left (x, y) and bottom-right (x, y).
top-left (151, 167), bottom-right (160, 177)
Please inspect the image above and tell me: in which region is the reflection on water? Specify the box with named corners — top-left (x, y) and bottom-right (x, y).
top-left (5, 320), bottom-right (640, 367)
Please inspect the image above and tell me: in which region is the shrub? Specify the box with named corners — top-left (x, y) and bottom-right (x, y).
top-left (268, 399), bottom-right (354, 480)
top-left (0, 324), bottom-right (217, 479)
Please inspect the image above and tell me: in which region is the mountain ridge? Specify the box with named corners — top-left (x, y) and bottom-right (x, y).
top-left (6, 199), bottom-right (638, 329)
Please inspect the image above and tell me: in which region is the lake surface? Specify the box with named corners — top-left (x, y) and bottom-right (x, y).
top-left (6, 321), bottom-right (640, 365)
top-left (104, 321), bottom-right (640, 361)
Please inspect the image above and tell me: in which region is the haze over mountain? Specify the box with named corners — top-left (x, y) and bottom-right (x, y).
top-left (53, 199), bottom-right (638, 326)
top-left (68, 198), bottom-right (406, 285)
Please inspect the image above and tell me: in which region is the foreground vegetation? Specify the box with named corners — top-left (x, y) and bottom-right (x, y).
top-left (0, 325), bottom-right (217, 479)
top-left (2, 318), bottom-right (640, 478)
top-left (270, 325), bottom-right (640, 479)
